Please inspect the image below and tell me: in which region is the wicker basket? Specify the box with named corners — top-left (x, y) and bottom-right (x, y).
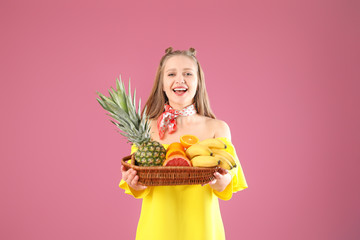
top-left (121, 155), bottom-right (220, 186)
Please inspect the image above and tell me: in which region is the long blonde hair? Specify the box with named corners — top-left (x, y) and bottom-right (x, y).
top-left (144, 47), bottom-right (216, 120)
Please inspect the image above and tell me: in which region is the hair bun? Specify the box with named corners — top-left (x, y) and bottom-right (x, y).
top-left (165, 47), bottom-right (173, 54)
top-left (189, 47), bottom-right (196, 56)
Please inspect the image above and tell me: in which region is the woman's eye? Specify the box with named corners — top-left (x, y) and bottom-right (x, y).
top-left (185, 73), bottom-right (192, 76)
top-left (168, 73), bottom-right (175, 76)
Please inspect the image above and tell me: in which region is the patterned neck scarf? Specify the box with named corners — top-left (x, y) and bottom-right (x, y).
top-left (157, 103), bottom-right (197, 139)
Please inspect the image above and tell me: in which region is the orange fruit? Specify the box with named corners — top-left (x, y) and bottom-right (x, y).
top-left (166, 148), bottom-right (186, 159)
top-left (163, 154), bottom-right (192, 166)
top-left (180, 135), bottom-right (199, 148)
top-left (167, 142), bottom-right (185, 152)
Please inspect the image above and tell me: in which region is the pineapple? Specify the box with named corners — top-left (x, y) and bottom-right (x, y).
top-left (96, 76), bottom-right (166, 166)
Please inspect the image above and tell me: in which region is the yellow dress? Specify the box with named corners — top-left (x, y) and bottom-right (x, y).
top-left (119, 137), bottom-right (248, 240)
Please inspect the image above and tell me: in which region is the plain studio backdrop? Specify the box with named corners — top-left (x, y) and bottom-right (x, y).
top-left (1, 0), bottom-right (359, 239)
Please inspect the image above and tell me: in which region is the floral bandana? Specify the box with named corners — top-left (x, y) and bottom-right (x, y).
top-left (157, 103), bottom-right (197, 139)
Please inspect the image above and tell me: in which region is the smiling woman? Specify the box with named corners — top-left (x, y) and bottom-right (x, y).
top-left (119, 47), bottom-right (248, 240)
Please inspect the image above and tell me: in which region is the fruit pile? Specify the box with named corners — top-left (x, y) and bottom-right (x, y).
top-left (162, 135), bottom-right (237, 170)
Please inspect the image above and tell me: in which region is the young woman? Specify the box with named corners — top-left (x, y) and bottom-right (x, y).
top-left (120, 47), bottom-right (248, 240)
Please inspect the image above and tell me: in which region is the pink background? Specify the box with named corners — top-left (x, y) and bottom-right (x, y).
top-left (1, 0), bottom-right (359, 239)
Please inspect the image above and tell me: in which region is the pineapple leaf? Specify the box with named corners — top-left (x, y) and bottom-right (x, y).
top-left (108, 88), bottom-right (118, 106)
top-left (113, 88), bottom-right (126, 112)
top-left (114, 78), bottom-right (128, 113)
top-left (96, 97), bottom-right (107, 110)
top-left (108, 113), bottom-right (135, 130)
top-left (116, 77), bottom-right (121, 91)
top-left (133, 88), bottom-right (136, 113)
top-left (137, 98), bottom-right (141, 115)
top-left (120, 80), bottom-right (128, 113)
top-left (107, 113), bottom-right (126, 126)
top-left (105, 101), bottom-right (120, 115)
top-left (127, 78), bottom-right (132, 105)
top-left (97, 76), bottom-right (152, 145)
top-left (98, 93), bottom-right (117, 113)
top-left (97, 92), bottom-right (109, 103)
top-left (142, 105), bottom-right (149, 124)
top-left (126, 91), bottom-right (140, 126)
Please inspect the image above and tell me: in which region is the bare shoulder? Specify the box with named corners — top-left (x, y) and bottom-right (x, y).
top-left (204, 117), bottom-right (232, 140)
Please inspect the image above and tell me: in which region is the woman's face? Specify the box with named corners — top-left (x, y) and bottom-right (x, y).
top-left (162, 55), bottom-right (198, 109)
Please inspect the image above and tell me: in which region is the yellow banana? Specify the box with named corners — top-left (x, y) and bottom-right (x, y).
top-left (198, 138), bottom-right (227, 149)
top-left (210, 148), bottom-right (237, 167)
top-left (191, 156), bottom-right (220, 168)
top-left (186, 143), bottom-right (213, 159)
top-left (214, 154), bottom-right (233, 170)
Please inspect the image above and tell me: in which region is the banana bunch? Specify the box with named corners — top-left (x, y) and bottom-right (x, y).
top-left (185, 143), bottom-right (217, 167)
top-left (186, 138), bottom-right (237, 170)
top-left (211, 148), bottom-right (237, 170)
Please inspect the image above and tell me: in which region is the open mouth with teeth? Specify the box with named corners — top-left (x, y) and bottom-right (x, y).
top-left (173, 88), bottom-right (188, 94)
top-left (173, 88), bottom-right (187, 92)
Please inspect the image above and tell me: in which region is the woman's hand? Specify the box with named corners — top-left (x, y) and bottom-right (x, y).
top-left (206, 168), bottom-right (232, 192)
top-left (121, 165), bottom-right (147, 191)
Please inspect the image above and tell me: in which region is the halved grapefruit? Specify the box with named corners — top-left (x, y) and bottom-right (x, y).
top-left (163, 154), bottom-right (192, 167)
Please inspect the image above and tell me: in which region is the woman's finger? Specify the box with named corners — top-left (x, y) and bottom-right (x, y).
top-left (121, 166), bottom-right (127, 177)
top-left (127, 169), bottom-right (137, 181)
top-left (214, 172), bottom-right (222, 180)
top-left (124, 168), bottom-right (135, 182)
top-left (122, 168), bottom-right (130, 181)
top-left (202, 171), bottom-right (222, 186)
top-left (208, 179), bottom-right (217, 185)
top-left (131, 175), bottom-right (139, 186)
top-left (130, 175), bottom-right (147, 190)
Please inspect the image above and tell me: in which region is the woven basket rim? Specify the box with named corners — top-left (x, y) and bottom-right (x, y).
top-left (121, 155), bottom-right (219, 186)
top-left (121, 155), bottom-right (219, 171)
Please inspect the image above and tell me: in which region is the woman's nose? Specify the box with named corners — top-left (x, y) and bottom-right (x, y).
top-left (175, 75), bottom-right (185, 84)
